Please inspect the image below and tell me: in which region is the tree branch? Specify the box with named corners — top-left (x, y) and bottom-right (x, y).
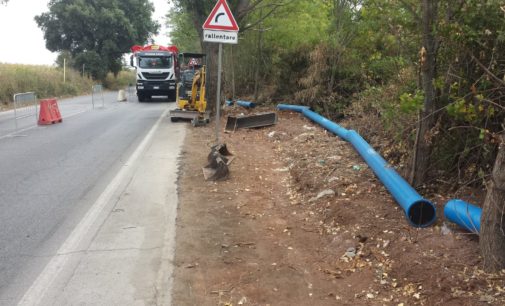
top-left (472, 54), bottom-right (505, 88)
top-left (239, 2), bottom-right (287, 32)
top-left (398, 0), bottom-right (421, 24)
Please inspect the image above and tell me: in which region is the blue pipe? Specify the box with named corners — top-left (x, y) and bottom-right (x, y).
top-left (277, 104), bottom-right (437, 228)
top-left (301, 108), bottom-right (351, 141)
top-left (444, 199), bottom-right (481, 233)
top-left (225, 100), bottom-right (257, 108)
top-left (277, 104), bottom-right (310, 113)
top-left (236, 100), bottom-right (257, 108)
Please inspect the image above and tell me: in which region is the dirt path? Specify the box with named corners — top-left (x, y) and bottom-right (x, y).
top-left (171, 108), bottom-right (504, 306)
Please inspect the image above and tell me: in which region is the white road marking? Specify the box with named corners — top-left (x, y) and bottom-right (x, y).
top-left (17, 107), bottom-right (170, 306)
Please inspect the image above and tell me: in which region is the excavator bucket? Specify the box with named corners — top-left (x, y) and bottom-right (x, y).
top-left (212, 143), bottom-right (233, 157)
top-left (202, 144), bottom-right (233, 181)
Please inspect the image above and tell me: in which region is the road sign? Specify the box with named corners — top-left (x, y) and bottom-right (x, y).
top-left (203, 29), bottom-right (238, 44)
top-left (202, 0), bottom-right (240, 144)
top-left (203, 0), bottom-right (239, 32)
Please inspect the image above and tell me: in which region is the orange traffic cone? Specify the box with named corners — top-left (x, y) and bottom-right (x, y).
top-left (38, 99), bottom-right (63, 125)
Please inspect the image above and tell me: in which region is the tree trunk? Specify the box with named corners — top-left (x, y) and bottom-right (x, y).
top-left (254, 9), bottom-right (263, 102)
top-left (480, 132), bottom-right (505, 273)
top-left (409, 0), bottom-right (438, 186)
top-left (203, 42), bottom-right (219, 109)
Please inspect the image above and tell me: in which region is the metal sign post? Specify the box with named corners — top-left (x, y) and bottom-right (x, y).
top-left (216, 43), bottom-right (223, 143)
top-left (203, 0), bottom-right (239, 144)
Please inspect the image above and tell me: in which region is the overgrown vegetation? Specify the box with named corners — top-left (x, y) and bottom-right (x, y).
top-left (0, 63), bottom-right (93, 104)
top-left (168, 0), bottom-right (504, 187)
top-left (169, 0), bottom-right (505, 271)
top-left (0, 63), bottom-right (135, 105)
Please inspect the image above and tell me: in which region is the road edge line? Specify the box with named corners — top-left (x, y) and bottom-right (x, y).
top-left (17, 106), bottom-right (171, 306)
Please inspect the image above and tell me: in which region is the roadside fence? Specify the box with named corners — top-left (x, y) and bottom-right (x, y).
top-left (92, 84), bottom-right (104, 109)
top-left (13, 92), bottom-right (38, 133)
top-left (126, 85), bottom-right (135, 101)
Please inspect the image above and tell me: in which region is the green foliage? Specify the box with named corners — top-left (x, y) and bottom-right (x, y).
top-left (104, 70), bottom-right (136, 90)
top-left (399, 90), bottom-right (424, 114)
top-left (166, 6), bottom-right (201, 52)
top-left (167, 0), bottom-right (505, 184)
top-left (35, 0), bottom-right (159, 80)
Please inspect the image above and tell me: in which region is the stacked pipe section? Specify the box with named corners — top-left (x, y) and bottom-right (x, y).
top-left (277, 104), bottom-right (437, 228)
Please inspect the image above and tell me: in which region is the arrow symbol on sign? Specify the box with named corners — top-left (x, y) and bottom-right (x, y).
top-left (215, 12), bottom-right (225, 23)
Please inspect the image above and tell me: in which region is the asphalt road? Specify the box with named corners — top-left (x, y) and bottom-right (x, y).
top-left (0, 92), bottom-right (185, 305)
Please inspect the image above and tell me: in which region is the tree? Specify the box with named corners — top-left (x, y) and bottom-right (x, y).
top-left (168, 0), bottom-right (286, 104)
top-left (409, 0), bottom-right (439, 186)
top-left (166, 6), bottom-right (201, 52)
top-left (35, 0), bottom-right (159, 80)
top-left (481, 130), bottom-right (505, 272)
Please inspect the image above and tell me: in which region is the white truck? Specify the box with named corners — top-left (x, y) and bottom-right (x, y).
top-left (130, 45), bottom-right (179, 102)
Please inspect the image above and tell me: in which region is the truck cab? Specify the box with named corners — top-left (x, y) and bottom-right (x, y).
top-left (130, 45), bottom-right (179, 102)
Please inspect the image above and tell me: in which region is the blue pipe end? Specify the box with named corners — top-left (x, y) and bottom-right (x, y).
top-left (444, 199), bottom-right (481, 233)
top-left (236, 100), bottom-right (257, 108)
top-left (407, 199), bottom-right (437, 228)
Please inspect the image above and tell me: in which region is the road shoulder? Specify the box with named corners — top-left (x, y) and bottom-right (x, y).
top-left (19, 109), bottom-right (185, 305)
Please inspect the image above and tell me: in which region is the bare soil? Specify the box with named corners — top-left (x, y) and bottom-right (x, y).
top-left (171, 107), bottom-right (505, 306)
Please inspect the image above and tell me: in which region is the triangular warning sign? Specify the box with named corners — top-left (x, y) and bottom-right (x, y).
top-left (203, 0), bottom-right (239, 31)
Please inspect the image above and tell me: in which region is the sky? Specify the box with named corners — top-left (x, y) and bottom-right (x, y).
top-left (0, 0), bottom-right (172, 66)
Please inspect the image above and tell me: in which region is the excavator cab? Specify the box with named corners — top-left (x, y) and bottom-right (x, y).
top-left (170, 53), bottom-right (210, 126)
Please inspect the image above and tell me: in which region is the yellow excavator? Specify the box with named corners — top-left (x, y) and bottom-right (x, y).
top-left (169, 53), bottom-right (210, 126)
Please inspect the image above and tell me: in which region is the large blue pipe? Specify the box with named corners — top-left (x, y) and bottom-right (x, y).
top-left (277, 104), bottom-right (309, 113)
top-left (444, 200), bottom-right (481, 233)
top-left (236, 100), bottom-right (257, 108)
top-left (225, 100), bottom-right (257, 108)
top-left (277, 104), bottom-right (437, 227)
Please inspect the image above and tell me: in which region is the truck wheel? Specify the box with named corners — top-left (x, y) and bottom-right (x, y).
top-left (138, 95), bottom-right (145, 102)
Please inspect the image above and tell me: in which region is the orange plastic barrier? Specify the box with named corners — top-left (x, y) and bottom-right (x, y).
top-left (38, 99), bottom-right (62, 125)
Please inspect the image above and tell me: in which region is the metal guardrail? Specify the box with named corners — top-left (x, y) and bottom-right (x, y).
top-left (13, 92), bottom-right (38, 132)
top-left (126, 85), bottom-right (134, 101)
top-left (91, 84), bottom-right (104, 108)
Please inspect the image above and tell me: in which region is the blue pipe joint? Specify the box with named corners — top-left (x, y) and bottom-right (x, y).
top-left (444, 199), bottom-right (481, 233)
top-left (225, 100), bottom-right (234, 106)
top-left (277, 104), bottom-right (310, 113)
top-left (236, 100), bottom-right (257, 108)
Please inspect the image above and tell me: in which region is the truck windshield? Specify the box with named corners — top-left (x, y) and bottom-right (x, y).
top-left (138, 56), bottom-right (172, 69)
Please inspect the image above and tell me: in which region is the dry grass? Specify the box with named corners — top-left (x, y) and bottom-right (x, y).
top-left (0, 63), bottom-right (95, 105)
top-left (0, 63), bottom-right (136, 110)
top-left (104, 70), bottom-right (136, 90)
